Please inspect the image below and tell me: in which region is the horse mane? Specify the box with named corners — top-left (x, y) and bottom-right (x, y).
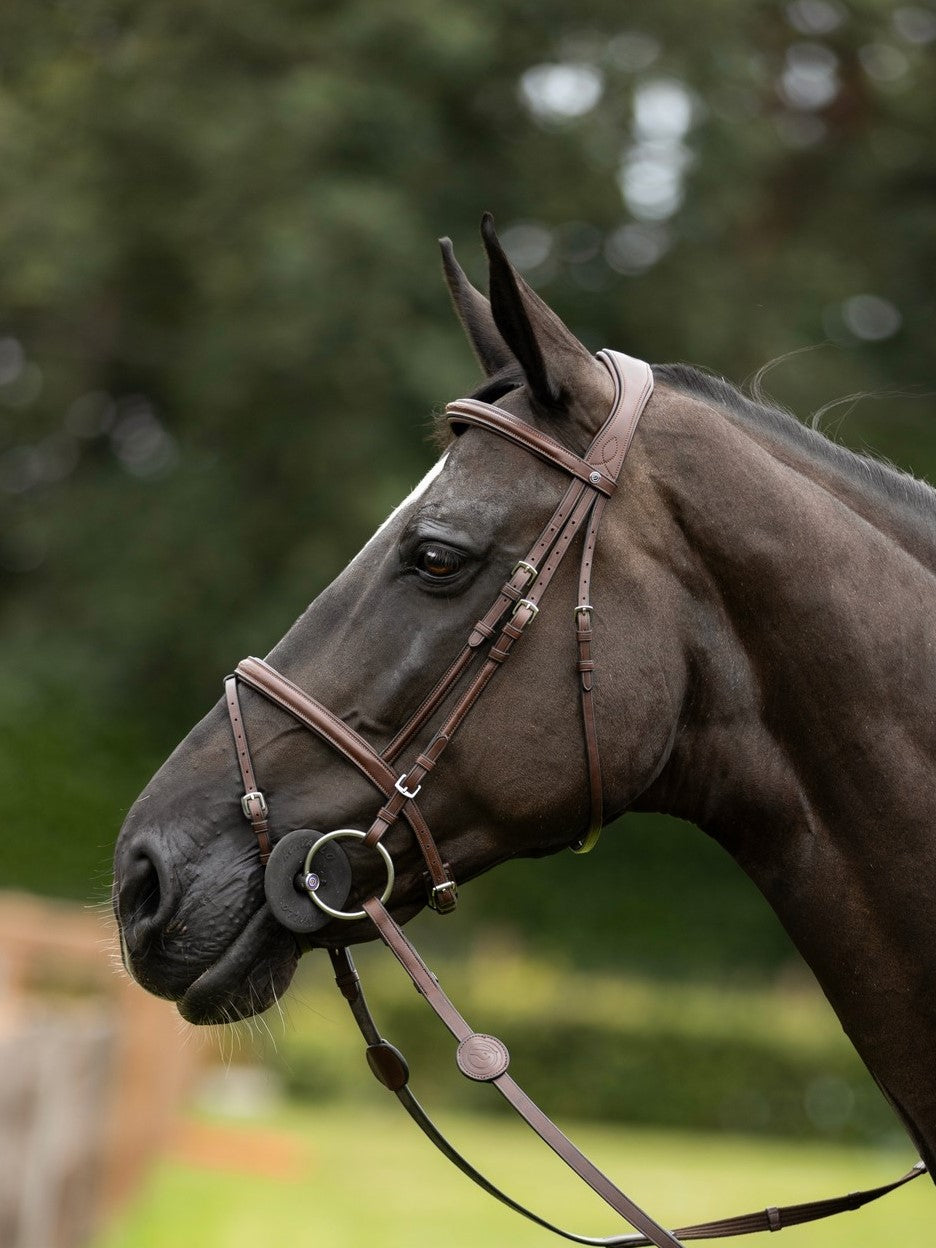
top-left (654, 361), bottom-right (936, 526)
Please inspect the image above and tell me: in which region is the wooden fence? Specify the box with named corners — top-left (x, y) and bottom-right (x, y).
top-left (0, 891), bottom-right (202, 1248)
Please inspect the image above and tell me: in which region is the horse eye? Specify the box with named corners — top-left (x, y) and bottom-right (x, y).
top-left (416, 545), bottom-right (463, 579)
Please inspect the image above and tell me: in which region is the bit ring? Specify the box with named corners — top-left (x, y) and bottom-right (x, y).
top-left (304, 829), bottom-right (394, 920)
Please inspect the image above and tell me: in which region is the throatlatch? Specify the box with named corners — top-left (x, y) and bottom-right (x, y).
top-left (223, 350), bottom-right (926, 1247)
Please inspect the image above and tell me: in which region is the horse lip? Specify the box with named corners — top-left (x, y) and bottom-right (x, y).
top-left (177, 903), bottom-right (299, 1025)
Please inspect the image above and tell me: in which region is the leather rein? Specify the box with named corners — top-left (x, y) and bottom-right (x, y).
top-left (223, 350), bottom-right (925, 1246)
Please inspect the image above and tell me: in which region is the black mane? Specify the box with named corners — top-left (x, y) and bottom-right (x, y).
top-left (653, 361), bottom-right (936, 525)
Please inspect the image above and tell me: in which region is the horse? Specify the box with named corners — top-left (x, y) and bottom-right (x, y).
top-left (112, 215), bottom-right (935, 1239)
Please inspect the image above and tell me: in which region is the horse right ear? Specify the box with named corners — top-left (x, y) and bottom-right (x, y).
top-left (439, 237), bottom-right (513, 376)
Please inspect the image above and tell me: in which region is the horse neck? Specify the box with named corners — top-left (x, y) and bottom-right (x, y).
top-left (635, 384), bottom-right (936, 1166)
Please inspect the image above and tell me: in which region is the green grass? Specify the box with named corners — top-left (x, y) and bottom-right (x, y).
top-left (94, 1102), bottom-right (930, 1248)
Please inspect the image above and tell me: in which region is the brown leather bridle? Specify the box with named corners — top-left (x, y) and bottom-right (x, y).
top-left (223, 350), bottom-right (925, 1246)
top-left (226, 349), bottom-right (653, 903)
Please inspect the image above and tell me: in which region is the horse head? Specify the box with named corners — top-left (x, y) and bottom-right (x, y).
top-left (112, 217), bottom-right (687, 1025)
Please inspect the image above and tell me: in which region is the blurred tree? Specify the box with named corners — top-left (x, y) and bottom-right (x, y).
top-left (0, 0), bottom-right (933, 974)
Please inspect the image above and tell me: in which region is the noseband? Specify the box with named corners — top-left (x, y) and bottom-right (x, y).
top-left (221, 350), bottom-right (925, 1247)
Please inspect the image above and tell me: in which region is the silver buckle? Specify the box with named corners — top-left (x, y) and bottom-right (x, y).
top-left (511, 597), bottom-right (539, 621)
top-left (512, 560), bottom-right (538, 589)
top-left (428, 878), bottom-right (458, 912)
top-left (395, 773), bottom-right (422, 800)
top-left (574, 603), bottom-right (593, 619)
top-left (241, 790), bottom-right (268, 820)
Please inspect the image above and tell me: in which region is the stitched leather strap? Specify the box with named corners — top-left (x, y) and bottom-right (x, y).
top-left (233, 656), bottom-right (455, 900)
top-left (572, 492), bottom-right (606, 852)
top-left (224, 676), bottom-right (272, 863)
top-left (333, 920), bottom-right (927, 1245)
top-left (362, 897), bottom-right (684, 1248)
top-left (446, 399), bottom-right (617, 495)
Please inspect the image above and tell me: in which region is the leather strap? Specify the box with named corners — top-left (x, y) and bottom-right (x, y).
top-left (362, 897), bottom-right (683, 1248)
top-left (572, 491), bottom-right (606, 852)
top-left (234, 656), bottom-right (456, 903)
top-left (446, 399), bottom-right (617, 495)
top-left (334, 914), bottom-right (927, 1246)
top-left (224, 676), bottom-right (272, 863)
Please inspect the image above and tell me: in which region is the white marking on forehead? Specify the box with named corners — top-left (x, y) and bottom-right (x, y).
top-left (342, 453), bottom-right (449, 573)
top-left (373, 454), bottom-right (448, 538)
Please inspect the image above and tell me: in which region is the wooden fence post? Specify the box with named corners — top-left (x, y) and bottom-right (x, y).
top-left (0, 892), bottom-right (201, 1248)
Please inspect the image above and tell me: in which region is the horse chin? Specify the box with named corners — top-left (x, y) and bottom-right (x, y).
top-left (175, 904), bottom-right (300, 1025)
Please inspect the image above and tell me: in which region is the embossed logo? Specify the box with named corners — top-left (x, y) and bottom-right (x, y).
top-left (599, 434), bottom-right (619, 465)
top-left (456, 1033), bottom-right (510, 1081)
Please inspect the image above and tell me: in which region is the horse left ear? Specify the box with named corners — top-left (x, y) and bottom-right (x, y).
top-left (439, 237), bottom-right (513, 376)
top-left (480, 213), bottom-right (610, 422)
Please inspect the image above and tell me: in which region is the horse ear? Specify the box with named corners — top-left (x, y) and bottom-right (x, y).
top-left (439, 237), bottom-right (513, 376)
top-left (480, 212), bottom-right (606, 415)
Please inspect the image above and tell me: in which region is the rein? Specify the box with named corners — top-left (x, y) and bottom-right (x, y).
top-left (223, 350), bottom-right (925, 1245)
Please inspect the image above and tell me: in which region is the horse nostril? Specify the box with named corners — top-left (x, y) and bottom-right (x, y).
top-left (117, 848), bottom-right (175, 951)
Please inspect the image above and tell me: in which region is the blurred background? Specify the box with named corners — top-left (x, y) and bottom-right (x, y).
top-left (1, 0), bottom-right (934, 1244)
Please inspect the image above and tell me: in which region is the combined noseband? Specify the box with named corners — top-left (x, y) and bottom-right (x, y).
top-left (223, 351), bottom-right (925, 1247)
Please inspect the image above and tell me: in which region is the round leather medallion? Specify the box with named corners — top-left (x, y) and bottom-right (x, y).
top-left (456, 1033), bottom-right (510, 1081)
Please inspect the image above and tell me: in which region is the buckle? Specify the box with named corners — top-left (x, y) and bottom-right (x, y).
top-left (241, 790), bottom-right (268, 820)
top-left (574, 603), bottom-right (593, 623)
top-left (511, 560), bottom-right (538, 589)
top-left (394, 772), bottom-right (422, 800)
top-left (511, 597), bottom-right (539, 621)
top-left (428, 879), bottom-right (458, 913)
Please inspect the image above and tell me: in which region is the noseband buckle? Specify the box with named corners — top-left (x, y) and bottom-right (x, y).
top-left (241, 790), bottom-right (268, 820)
top-left (511, 597), bottom-right (539, 621)
top-left (511, 559), bottom-right (538, 589)
top-left (428, 878), bottom-right (458, 913)
top-left (394, 772), bottom-right (422, 800)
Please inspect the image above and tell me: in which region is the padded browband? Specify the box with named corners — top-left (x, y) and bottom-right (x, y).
top-left (446, 400), bottom-right (616, 494)
top-left (445, 349), bottom-right (654, 496)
